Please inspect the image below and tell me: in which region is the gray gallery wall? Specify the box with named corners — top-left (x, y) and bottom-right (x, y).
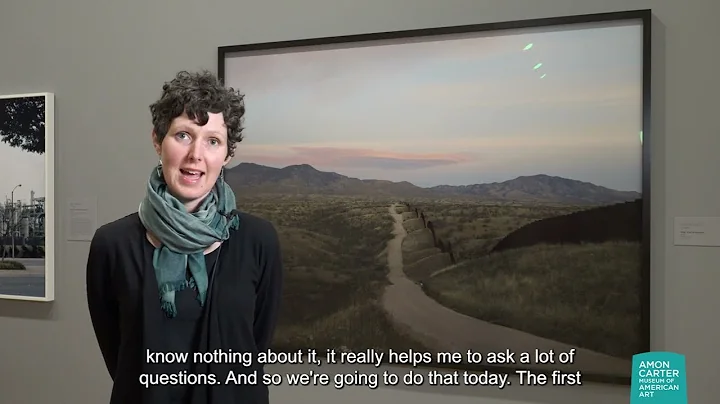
top-left (0, 0), bottom-right (718, 403)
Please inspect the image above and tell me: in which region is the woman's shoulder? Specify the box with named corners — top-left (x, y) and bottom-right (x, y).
top-left (91, 212), bottom-right (143, 248)
top-left (229, 210), bottom-right (282, 267)
top-left (232, 210), bottom-right (279, 244)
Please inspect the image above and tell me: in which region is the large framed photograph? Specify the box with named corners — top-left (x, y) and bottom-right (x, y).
top-left (0, 92), bottom-right (55, 302)
top-left (218, 9), bottom-right (651, 385)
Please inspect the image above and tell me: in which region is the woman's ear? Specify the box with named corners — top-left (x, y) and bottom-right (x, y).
top-left (151, 131), bottom-right (161, 155)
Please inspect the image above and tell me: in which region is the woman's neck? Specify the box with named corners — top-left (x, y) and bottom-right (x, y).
top-left (183, 199), bottom-right (202, 213)
top-left (177, 190), bottom-right (212, 213)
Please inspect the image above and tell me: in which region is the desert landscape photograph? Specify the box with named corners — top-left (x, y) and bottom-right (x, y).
top-left (219, 19), bottom-right (647, 382)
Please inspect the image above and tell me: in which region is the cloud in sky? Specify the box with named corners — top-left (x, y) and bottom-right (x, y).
top-left (240, 145), bottom-right (471, 171)
top-left (224, 21), bottom-right (645, 192)
top-left (0, 142), bottom-right (45, 203)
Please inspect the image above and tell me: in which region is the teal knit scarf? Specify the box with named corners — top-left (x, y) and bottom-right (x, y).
top-left (138, 165), bottom-right (239, 318)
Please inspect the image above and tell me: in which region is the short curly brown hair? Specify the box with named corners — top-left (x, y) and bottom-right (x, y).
top-left (149, 70), bottom-right (245, 157)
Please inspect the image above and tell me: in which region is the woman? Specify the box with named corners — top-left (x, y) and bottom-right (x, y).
top-left (86, 70), bottom-right (283, 404)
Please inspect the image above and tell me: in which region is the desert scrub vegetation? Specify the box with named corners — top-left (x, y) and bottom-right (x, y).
top-left (237, 194), bottom-right (429, 353)
top-left (408, 199), bottom-right (590, 261)
top-left (423, 241), bottom-right (641, 359)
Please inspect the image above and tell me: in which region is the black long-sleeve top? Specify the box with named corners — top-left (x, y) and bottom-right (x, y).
top-left (86, 210), bottom-right (283, 403)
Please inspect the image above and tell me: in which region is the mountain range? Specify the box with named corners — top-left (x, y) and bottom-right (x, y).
top-left (224, 162), bottom-right (640, 205)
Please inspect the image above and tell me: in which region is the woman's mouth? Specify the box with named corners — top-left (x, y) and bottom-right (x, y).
top-left (179, 168), bottom-right (204, 183)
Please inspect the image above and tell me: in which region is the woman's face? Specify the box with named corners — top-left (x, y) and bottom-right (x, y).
top-left (153, 111), bottom-right (231, 211)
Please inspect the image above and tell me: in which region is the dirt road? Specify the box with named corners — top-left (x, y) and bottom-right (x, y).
top-left (380, 203), bottom-right (631, 377)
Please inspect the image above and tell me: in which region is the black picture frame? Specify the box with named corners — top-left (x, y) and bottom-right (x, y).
top-left (218, 9), bottom-right (652, 386)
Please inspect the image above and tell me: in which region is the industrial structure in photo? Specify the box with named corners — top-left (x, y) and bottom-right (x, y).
top-left (0, 190), bottom-right (46, 259)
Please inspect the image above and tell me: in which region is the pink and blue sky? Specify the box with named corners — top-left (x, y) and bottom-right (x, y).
top-left (223, 21), bottom-right (644, 192)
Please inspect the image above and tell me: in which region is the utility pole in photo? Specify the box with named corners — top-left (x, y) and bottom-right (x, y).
top-left (10, 183), bottom-right (22, 259)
